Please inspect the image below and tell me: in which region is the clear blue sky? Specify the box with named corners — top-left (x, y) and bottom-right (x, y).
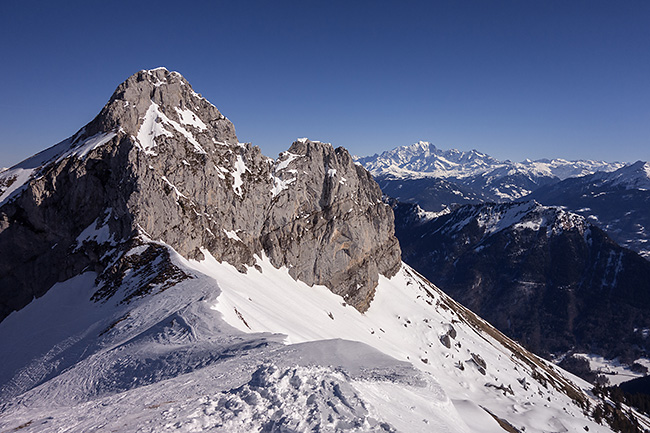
top-left (1, 0), bottom-right (648, 167)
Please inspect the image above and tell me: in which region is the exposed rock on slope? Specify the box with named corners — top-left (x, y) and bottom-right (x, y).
top-left (263, 139), bottom-right (401, 310)
top-left (0, 68), bottom-right (400, 321)
top-left (394, 200), bottom-right (650, 361)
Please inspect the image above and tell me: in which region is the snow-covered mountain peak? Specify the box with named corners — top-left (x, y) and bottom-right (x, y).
top-left (358, 142), bottom-right (626, 208)
top-left (357, 141), bottom-right (502, 179)
top-left (593, 160), bottom-right (650, 190)
top-left (432, 200), bottom-right (590, 242)
top-left (0, 68), bottom-right (238, 207)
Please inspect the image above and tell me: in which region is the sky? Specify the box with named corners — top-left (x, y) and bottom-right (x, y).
top-left (0, 0), bottom-right (648, 168)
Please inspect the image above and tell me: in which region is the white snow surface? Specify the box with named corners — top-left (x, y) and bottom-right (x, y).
top-left (56, 131), bottom-right (117, 162)
top-left (137, 102), bottom-right (173, 155)
top-left (136, 102), bottom-right (207, 155)
top-left (161, 176), bottom-right (188, 199)
top-left (199, 252), bottom-right (609, 433)
top-left (574, 353), bottom-right (650, 386)
top-left (0, 166), bottom-right (36, 206)
top-left (74, 210), bottom-right (116, 250)
top-left (274, 151), bottom-right (302, 172)
top-left (223, 229), bottom-right (241, 241)
top-left (175, 107), bottom-right (208, 131)
top-left (231, 155), bottom-right (249, 197)
top-left (591, 160), bottom-right (650, 190)
top-left (270, 151), bottom-right (301, 197)
top-left (0, 241), bottom-right (614, 432)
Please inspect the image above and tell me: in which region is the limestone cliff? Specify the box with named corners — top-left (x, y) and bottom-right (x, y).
top-left (0, 68), bottom-right (400, 321)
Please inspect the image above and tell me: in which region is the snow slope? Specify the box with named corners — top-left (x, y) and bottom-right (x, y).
top-left (200, 252), bottom-right (613, 433)
top-left (0, 240), bottom-right (621, 432)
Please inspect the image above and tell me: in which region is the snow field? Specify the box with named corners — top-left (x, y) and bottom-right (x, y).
top-left (192, 251), bottom-right (612, 433)
top-left (0, 241), bottom-right (615, 432)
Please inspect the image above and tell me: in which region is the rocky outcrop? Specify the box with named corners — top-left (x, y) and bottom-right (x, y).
top-left (0, 68), bottom-right (401, 321)
top-left (262, 140), bottom-right (401, 310)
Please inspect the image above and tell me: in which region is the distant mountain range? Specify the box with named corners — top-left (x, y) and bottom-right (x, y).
top-left (358, 141), bottom-right (624, 206)
top-left (358, 142), bottom-right (649, 259)
top-left (361, 142), bottom-right (650, 386)
top-left (527, 161), bottom-right (650, 260)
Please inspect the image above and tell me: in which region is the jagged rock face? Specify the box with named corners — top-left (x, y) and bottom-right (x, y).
top-left (394, 200), bottom-right (650, 361)
top-left (262, 140), bottom-right (401, 310)
top-left (0, 68), bottom-right (400, 321)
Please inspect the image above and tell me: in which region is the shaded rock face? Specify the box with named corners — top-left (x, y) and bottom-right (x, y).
top-left (262, 140), bottom-right (401, 310)
top-left (0, 68), bottom-right (400, 321)
top-left (394, 200), bottom-right (650, 361)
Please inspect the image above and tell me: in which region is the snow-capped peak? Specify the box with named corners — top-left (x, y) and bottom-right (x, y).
top-left (592, 160), bottom-right (650, 190)
top-left (358, 142), bottom-right (624, 181)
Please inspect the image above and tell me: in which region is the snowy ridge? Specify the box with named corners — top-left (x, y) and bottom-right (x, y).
top-left (0, 131), bottom-right (119, 207)
top-left (0, 239), bottom-right (619, 432)
top-left (195, 252), bottom-right (612, 432)
top-left (591, 160), bottom-right (650, 190)
top-left (435, 201), bottom-right (589, 240)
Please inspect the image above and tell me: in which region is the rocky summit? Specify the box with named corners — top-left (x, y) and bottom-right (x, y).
top-left (0, 68), bottom-right (400, 321)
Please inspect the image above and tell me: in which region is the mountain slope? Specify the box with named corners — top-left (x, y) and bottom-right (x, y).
top-left (0, 239), bottom-right (623, 433)
top-left (394, 200), bottom-right (650, 363)
top-left (526, 161), bottom-right (650, 260)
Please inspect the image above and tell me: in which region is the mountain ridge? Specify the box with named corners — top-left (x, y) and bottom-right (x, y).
top-left (526, 161), bottom-right (650, 259)
top-left (358, 141), bottom-right (626, 210)
top-left (358, 140), bottom-right (624, 181)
